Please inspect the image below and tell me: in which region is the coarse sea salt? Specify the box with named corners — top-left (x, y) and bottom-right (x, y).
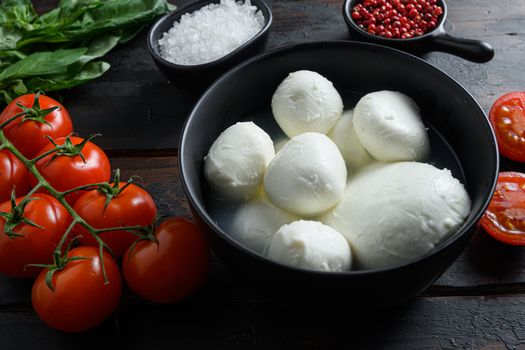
top-left (159, 0), bottom-right (265, 66)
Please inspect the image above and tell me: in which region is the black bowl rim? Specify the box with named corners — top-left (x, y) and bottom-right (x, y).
top-left (179, 40), bottom-right (499, 277)
top-left (147, 0), bottom-right (273, 71)
top-left (342, 0), bottom-right (447, 43)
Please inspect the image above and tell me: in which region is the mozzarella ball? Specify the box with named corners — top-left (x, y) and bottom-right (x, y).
top-left (266, 220), bottom-right (352, 272)
top-left (204, 122), bottom-right (275, 201)
top-left (230, 196), bottom-right (298, 255)
top-left (272, 70), bottom-right (343, 138)
top-left (322, 162), bottom-right (471, 270)
top-left (353, 90), bottom-right (430, 162)
top-left (264, 132), bottom-right (347, 216)
top-left (328, 109), bottom-right (373, 171)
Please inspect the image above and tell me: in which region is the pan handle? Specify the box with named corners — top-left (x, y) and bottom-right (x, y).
top-left (430, 32), bottom-right (495, 63)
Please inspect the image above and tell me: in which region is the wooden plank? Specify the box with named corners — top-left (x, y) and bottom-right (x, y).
top-left (114, 156), bottom-right (525, 292)
top-left (1, 295), bottom-right (524, 349)
top-left (424, 0), bottom-right (525, 114)
top-left (1, 156), bottom-right (524, 308)
top-left (27, 0), bottom-right (524, 152)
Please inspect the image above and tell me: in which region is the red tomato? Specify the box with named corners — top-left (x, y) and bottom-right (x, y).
top-left (480, 172), bottom-right (525, 245)
top-left (0, 194), bottom-right (71, 278)
top-left (31, 136), bottom-right (111, 205)
top-left (489, 92), bottom-right (525, 162)
top-left (122, 217), bottom-right (209, 304)
top-left (32, 246), bottom-right (122, 333)
top-left (0, 94), bottom-right (73, 159)
top-left (74, 183), bottom-right (157, 257)
top-left (0, 150), bottom-right (30, 203)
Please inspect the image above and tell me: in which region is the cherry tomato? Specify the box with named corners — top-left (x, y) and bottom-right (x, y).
top-left (0, 149), bottom-right (30, 203)
top-left (480, 171), bottom-right (525, 245)
top-left (74, 183), bottom-right (157, 257)
top-left (489, 92), bottom-right (525, 162)
top-left (0, 194), bottom-right (71, 278)
top-left (31, 136), bottom-right (111, 205)
top-left (0, 94), bottom-right (73, 159)
top-left (122, 217), bottom-right (209, 304)
top-left (32, 246), bottom-right (121, 333)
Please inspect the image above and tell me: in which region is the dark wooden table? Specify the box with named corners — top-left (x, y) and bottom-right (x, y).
top-left (2, 0), bottom-right (525, 349)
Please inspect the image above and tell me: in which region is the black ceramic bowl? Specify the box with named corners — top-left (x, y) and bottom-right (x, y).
top-left (180, 41), bottom-right (498, 308)
top-left (147, 0), bottom-right (272, 91)
top-left (343, 0), bottom-right (494, 63)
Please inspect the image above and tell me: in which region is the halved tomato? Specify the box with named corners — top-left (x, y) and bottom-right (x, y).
top-left (480, 171), bottom-right (525, 245)
top-left (489, 92), bottom-right (525, 162)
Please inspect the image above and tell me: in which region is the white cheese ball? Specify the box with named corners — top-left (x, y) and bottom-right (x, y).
top-left (266, 220), bottom-right (352, 272)
top-left (323, 162), bottom-right (471, 270)
top-left (328, 109), bottom-right (373, 171)
top-left (272, 70), bottom-right (344, 138)
top-left (204, 122), bottom-right (275, 201)
top-left (353, 90), bottom-right (430, 162)
top-left (230, 196), bottom-right (298, 255)
top-left (264, 132), bottom-right (347, 216)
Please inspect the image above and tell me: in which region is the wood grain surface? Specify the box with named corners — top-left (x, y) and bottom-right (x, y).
top-left (1, 0), bottom-right (525, 349)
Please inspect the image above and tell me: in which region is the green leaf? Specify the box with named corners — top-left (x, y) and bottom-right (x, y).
top-left (10, 78), bottom-right (27, 95)
top-left (34, 0), bottom-right (103, 27)
top-left (118, 24), bottom-right (148, 44)
top-left (0, 0), bottom-right (37, 28)
top-left (0, 26), bottom-right (24, 51)
top-left (0, 0), bottom-right (174, 104)
top-left (78, 32), bottom-right (121, 65)
top-left (25, 61), bottom-right (110, 92)
top-left (0, 79), bottom-right (27, 104)
top-left (16, 0), bottom-right (173, 48)
top-left (0, 0), bottom-right (36, 50)
top-left (0, 50), bottom-right (26, 69)
top-left (0, 47), bottom-right (87, 81)
top-left (31, 33), bottom-right (120, 84)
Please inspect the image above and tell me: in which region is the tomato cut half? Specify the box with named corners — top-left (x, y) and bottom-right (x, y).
top-left (480, 171), bottom-right (525, 245)
top-left (489, 92), bottom-right (525, 162)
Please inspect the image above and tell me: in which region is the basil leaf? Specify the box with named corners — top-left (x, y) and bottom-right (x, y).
top-left (0, 0), bottom-right (37, 50)
top-left (0, 49), bottom-right (26, 69)
top-left (0, 0), bottom-right (174, 104)
top-left (42, 33), bottom-right (121, 82)
top-left (0, 48), bottom-right (87, 81)
top-left (25, 61), bottom-right (110, 91)
top-left (0, 0), bottom-right (37, 29)
top-left (0, 79), bottom-right (28, 103)
top-left (16, 0), bottom-right (172, 48)
top-left (79, 32), bottom-right (121, 65)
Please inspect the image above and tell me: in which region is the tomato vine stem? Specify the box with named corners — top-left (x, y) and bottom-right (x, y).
top-left (0, 127), bottom-right (148, 286)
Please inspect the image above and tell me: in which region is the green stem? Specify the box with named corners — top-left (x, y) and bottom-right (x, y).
top-left (0, 129), bottom-right (148, 285)
top-left (59, 182), bottom-right (108, 198)
top-left (53, 219), bottom-right (78, 261)
top-left (95, 235), bottom-right (109, 284)
top-left (92, 225), bottom-right (145, 235)
top-left (26, 182), bottom-right (42, 197)
top-left (31, 147), bottom-right (60, 163)
top-left (0, 110), bottom-right (30, 129)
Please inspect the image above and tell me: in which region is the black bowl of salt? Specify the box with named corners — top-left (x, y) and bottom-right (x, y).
top-left (148, 0), bottom-right (272, 92)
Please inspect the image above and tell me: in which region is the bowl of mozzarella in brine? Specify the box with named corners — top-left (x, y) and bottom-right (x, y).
top-left (179, 42), bottom-right (498, 307)
top-left (204, 70), bottom-right (470, 272)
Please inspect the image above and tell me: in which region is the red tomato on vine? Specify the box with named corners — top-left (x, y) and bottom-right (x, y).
top-left (0, 149), bottom-right (30, 203)
top-left (32, 246), bottom-right (122, 333)
top-left (31, 136), bottom-right (111, 205)
top-left (0, 193), bottom-right (71, 278)
top-left (74, 178), bottom-right (157, 257)
top-left (123, 217), bottom-right (210, 304)
top-left (0, 93), bottom-right (73, 159)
